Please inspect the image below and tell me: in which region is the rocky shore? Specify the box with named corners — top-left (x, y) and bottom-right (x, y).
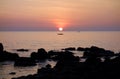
top-left (0, 43), bottom-right (120, 79)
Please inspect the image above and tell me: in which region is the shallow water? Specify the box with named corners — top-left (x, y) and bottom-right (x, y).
top-left (0, 31), bottom-right (120, 79)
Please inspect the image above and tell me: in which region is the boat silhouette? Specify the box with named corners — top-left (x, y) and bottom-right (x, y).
top-left (57, 33), bottom-right (63, 35)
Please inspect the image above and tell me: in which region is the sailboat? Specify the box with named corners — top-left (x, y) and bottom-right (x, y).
top-left (57, 32), bottom-right (63, 35)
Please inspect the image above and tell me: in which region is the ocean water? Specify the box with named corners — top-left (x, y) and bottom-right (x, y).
top-left (0, 31), bottom-right (120, 79)
top-left (0, 31), bottom-right (120, 54)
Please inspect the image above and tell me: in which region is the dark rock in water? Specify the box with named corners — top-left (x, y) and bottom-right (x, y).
top-left (83, 46), bottom-right (114, 57)
top-left (0, 51), bottom-right (19, 62)
top-left (37, 64), bottom-right (55, 77)
top-left (46, 64), bottom-right (52, 69)
top-left (48, 50), bottom-right (59, 56)
top-left (16, 49), bottom-right (29, 52)
top-left (0, 43), bottom-right (19, 62)
top-left (111, 55), bottom-right (120, 63)
top-left (77, 47), bottom-right (85, 51)
top-left (47, 50), bottom-right (61, 59)
top-left (62, 47), bottom-right (76, 51)
top-left (48, 51), bottom-right (79, 61)
top-left (31, 48), bottom-right (47, 60)
top-left (14, 57), bottom-right (36, 66)
top-left (85, 56), bottom-right (101, 65)
top-left (0, 43), bottom-right (4, 53)
top-left (30, 52), bottom-right (37, 59)
top-left (38, 48), bottom-right (46, 53)
top-left (9, 72), bottom-right (16, 75)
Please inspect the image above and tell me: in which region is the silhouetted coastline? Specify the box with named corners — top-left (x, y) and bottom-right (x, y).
top-left (0, 43), bottom-right (120, 79)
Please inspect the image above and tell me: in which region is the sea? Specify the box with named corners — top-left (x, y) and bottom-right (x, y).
top-left (0, 31), bottom-right (120, 79)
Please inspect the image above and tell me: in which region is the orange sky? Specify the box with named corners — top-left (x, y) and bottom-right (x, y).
top-left (0, 0), bottom-right (120, 31)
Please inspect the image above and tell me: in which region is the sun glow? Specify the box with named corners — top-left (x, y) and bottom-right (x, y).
top-left (59, 27), bottom-right (63, 31)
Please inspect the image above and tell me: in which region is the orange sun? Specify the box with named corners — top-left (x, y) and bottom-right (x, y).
top-left (59, 27), bottom-right (63, 31)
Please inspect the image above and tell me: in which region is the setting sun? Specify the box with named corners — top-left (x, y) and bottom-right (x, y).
top-left (59, 27), bottom-right (63, 31)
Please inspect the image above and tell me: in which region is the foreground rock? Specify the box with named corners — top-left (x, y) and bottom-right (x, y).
top-left (12, 46), bottom-right (120, 79)
top-left (12, 53), bottom-right (120, 79)
top-left (1, 43), bottom-right (120, 79)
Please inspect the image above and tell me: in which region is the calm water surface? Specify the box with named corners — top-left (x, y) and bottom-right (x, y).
top-left (0, 31), bottom-right (120, 79)
top-left (0, 31), bottom-right (120, 54)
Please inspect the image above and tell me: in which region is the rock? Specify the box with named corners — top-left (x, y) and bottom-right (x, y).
top-left (62, 47), bottom-right (76, 51)
top-left (9, 72), bottom-right (16, 75)
top-left (16, 49), bottom-right (29, 52)
top-left (0, 43), bottom-right (4, 53)
top-left (83, 46), bottom-right (114, 57)
top-left (46, 64), bottom-right (52, 69)
top-left (77, 47), bottom-right (85, 51)
top-left (31, 48), bottom-right (47, 60)
top-left (37, 48), bottom-right (47, 58)
top-left (0, 51), bottom-right (19, 61)
top-left (51, 51), bottom-right (80, 61)
top-left (12, 48), bottom-right (120, 79)
top-left (14, 57), bottom-right (36, 66)
top-left (37, 64), bottom-right (54, 75)
top-left (0, 43), bottom-right (19, 61)
top-left (85, 56), bottom-right (101, 65)
top-left (47, 50), bottom-right (60, 59)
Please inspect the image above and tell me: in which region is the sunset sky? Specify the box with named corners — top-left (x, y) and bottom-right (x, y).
top-left (0, 0), bottom-right (120, 31)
